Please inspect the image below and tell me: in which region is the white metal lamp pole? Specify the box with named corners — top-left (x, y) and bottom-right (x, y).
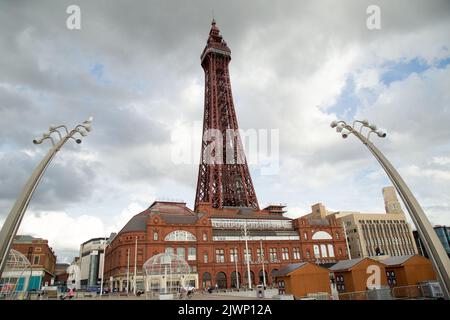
top-left (234, 247), bottom-right (239, 289)
top-left (331, 119), bottom-right (450, 299)
top-left (243, 221), bottom-right (252, 289)
top-left (126, 248), bottom-right (130, 294)
top-left (342, 221), bottom-right (352, 260)
top-left (0, 117), bottom-right (93, 278)
top-left (100, 236), bottom-right (107, 297)
top-left (133, 236), bottom-right (137, 295)
top-left (260, 239), bottom-right (266, 287)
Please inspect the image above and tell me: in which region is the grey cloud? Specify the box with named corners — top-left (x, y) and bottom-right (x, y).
top-left (1, 1), bottom-right (450, 261)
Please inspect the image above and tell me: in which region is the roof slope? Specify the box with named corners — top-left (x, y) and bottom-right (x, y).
top-left (381, 255), bottom-right (415, 266)
top-left (273, 262), bottom-right (308, 277)
top-left (329, 258), bottom-right (365, 271)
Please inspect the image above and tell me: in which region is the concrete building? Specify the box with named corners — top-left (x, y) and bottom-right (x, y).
top-left (11, 235), bottom-right (56, 290)
top-left (79, 236), bottom-right (112, 289)
top-left (319, 187), bottom-right (418, 258)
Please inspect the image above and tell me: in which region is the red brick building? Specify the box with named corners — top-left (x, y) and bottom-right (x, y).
top-left (12, 235), bottom-right (57, 290)
top-left (104, 201), bottom-right (348, 291)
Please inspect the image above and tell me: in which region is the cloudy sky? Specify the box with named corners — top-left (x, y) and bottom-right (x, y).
top-left (1, 0), bottom-right (449, 262)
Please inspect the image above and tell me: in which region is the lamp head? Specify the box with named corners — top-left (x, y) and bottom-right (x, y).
top-left (83, 123), bottom-right (92, 132)
top-left (77, 129), bottom-right (88, 136)
top-left (336, 124), bottom-right (344, 133)
top-left (369, 124), bottom-right (377, 130)
top-left (32, 139), bottom-right (41, 144)
top-left (377, 130), bottom-right (387, 138)
top-left (342, 131), bottom-right (349, 139)
top-left (330, 120), bottom-right (338, 128)
top-left (75, 139), bottom-right (82, 144)
top-left (362, 119), bottom-right (369, 126)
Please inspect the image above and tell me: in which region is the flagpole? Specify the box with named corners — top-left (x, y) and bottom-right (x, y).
top-left (244, 221), bottom-right (252, 289)
top-left (133, 236), bottom-right (137, 295)
top-left (234, 247), bottom-right (239, 289)
top-left (260, 239), bottom-right (266, 287)
top-left (126, 248), bottom-right (130, 294)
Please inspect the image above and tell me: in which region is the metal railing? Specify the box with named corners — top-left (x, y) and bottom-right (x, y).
top-left (337, 283), bottom-right (444, 300)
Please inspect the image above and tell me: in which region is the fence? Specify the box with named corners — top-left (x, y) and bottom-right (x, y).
top-left (337, 283), bottom-right (443, 300)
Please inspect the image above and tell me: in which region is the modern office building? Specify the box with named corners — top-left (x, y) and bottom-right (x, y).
top-left (323, 187), bottom-right (418, 258)
top-left (79, 237), bottom-right (111, 289)
top-left (413, 226), bottom-right (450, 258)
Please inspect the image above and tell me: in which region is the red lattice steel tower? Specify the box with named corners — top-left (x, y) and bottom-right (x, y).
top-left (195, 20), bottom-right (259, 211)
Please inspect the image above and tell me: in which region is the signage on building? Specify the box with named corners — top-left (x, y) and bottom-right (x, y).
top-left (211, 218), bottom-right (293, 230)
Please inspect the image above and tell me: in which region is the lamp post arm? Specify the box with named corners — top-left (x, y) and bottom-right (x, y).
top-left (0, 135), bottom-right (70, 277)
top-left (352, 129), bottom-right (450, 299)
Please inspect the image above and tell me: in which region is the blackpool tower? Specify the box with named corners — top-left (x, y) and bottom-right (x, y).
top-left (194, 20), bottom-right (259, 211)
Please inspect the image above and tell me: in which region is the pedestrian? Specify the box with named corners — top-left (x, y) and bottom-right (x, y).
top-left (68, 287), bottom-right (75, 299)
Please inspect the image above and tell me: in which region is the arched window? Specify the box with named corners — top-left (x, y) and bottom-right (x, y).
top-left (306, 250), bottom-right (311, 259)
top-left (164, 230), bottom-right (197, 241)
top-left (203, 233), bottom-right (207, 241)
top-left (216, 272), bottom-right (227, 289)
top-left (312, 231), bottom-right (333, 240)
top-left (202, 272), bottom-right (212, 288)
top-left (231, 271), bottom-right (241, 288)
top-left (153, 231), bottom-right (158, 241)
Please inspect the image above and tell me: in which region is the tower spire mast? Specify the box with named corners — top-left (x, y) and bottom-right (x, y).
top-left (195, 20), bottom-right (259, 211)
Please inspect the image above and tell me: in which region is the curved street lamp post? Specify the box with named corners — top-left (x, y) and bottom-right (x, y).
top-left (331, 119), bottom-right (450, 299)
top-left (0, 117), bottom-right (93, 278)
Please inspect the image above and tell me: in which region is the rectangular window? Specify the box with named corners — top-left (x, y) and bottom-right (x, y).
top-left (281, 248), bottom-right (289, 260)
top-left (313, 245), bottom-right (320, 258)
top-left (203, 253), bottom-right (208, 263)
top-left (269, 248), bottom-right (278, 262)
top-left (320, 244), bottom-right (328, 258)
top-left (256, 248), bottom-right (265, 262)
top-left (293, 248), bottom-right (301, 260)
top-left (216, 249), bottom-right (225, 263)
top-left (35, 247), bottom-right (42, 253)
top-left (304, 232), bottom-right (308, 240)
top-left (244, 248), bottom-right (252, 263)
top-left (33, 255), bottom-right (40, 265)
top-left (153, 232), bottom-right (158, 241)
top-left (188, 247), bottom-right (196, 261)
top-left (328, 244), bottom-right (335, 257)
top-left (176, 247), bottom-right (185, 258)
top-left (165, 247), bottom-right (174, 255)
top-left (229, 248), bottom-right (238, 262)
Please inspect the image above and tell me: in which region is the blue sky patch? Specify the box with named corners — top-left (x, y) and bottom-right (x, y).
top-left (380, 58), bottom-right (430, 86)
top-left (90, 64), bottom-right (104, 81)
top-left (327, 76), bottom-right (360, 121)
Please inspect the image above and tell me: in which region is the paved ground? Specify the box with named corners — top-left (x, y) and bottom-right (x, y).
top-left (64, 292), bottom-right (272, 300)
